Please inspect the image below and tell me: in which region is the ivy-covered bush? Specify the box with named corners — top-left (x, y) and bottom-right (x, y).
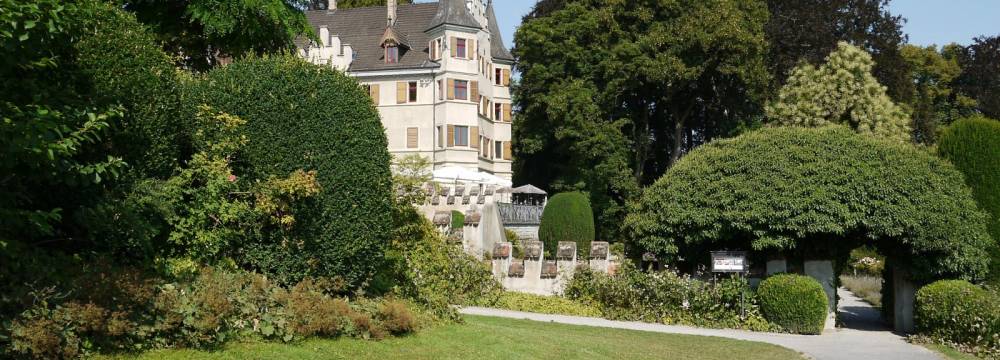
top-left (915, 280), bottom-right (1000, 357)
top-left (938, 116), bottom-right (1000, 284)
top-left (757, 274), bottom-right (828, 335)
top-left (564, 263), bottom-right (775, 331)
top-left (539, 192), bottom-right (596, 258)
top-left (188, 55), bottom-right (393, 287)
top-left (626, 126), bottom-right (993, 282)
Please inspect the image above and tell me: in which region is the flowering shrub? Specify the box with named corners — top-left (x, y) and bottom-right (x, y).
top-left (564, 263), bottom-right (776, 331)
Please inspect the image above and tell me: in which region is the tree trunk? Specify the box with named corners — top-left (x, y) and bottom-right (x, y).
top-left (669, 118), bottom-right (684, 167)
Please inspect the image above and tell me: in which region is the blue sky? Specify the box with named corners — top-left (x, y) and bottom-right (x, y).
top-left (416, 0), bottom-right (1000, 50)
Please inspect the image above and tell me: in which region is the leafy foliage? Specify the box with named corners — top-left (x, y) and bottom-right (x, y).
top-left (938, 116), bottom-right (1000, 284)
top-left (73, 2), bottom-right (188, 179)
top-left (493, 292), bottom-right (601, 318)
top-left (900, 44), bottom-right (977, 145)
top-left (915, 280), bottom-right (1000, 358)
top-left (188, 55), bottom-right (393, 287)
top-left (767, 43), bottom-right (911, 142)
top-left (513, 0), bottom-right (771, 240)
top-left (104, 107), bottom-right (321, 264)
top-left (538, 192), bottom-right (595, 257)
top-left (953, 36), bottom-right (1000, 119)
top-left (0, 0), bottom-right (134, 242)
top-left (764, 0), bottom-right (911, 102)
top-left (564, 263), bottom-right (776, 331)
top-left (2, 265), bottom-right (424, 359)
top-left (756, 274), bottom-right (828, 335)
top-left (122, 0), bottom-right (314, 71)
top-left (392, 154), bottom-right (433, 206)
top-left (625, 126), bottom-right (993, 281)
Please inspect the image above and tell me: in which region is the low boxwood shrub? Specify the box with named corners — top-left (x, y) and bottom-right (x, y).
top-left (564, 262), bottom-right (775, 331)
top-left (451, 210), bottom-right (465, 231)
top-left (915, 280), bottom-right (1000, 357)
top-left (538, 192), bottom-right (595, 257)
top-left (757, 274), bottom-right (828, 335)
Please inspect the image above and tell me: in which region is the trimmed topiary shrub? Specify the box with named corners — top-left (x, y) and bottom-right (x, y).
top-left (188, 55), bottom-right (393, 287)
top-left (451, 210), bottom-right (465, 231)
top-left (74, 1), bottom-right (187, 178)
top-left (757, 274), bottom-right (828, 335)
top-left (627, 126), bottom-right (994, 282)
top-left (539, 192), bottom-right (595, 258)
top-left (915, 280), bottom-right (1000, 356)
top-left (938, 116), bottom-right (1000, 284)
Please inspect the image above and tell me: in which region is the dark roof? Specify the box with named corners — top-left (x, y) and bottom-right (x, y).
top-left (303, 3), bottom-right (441, 71)
top-left (486, 3), bottom-right (513, 61)
top-left (427, 0), bottom-right (481, 31)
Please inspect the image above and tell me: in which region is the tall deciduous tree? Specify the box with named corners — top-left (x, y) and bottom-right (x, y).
top-left (900, 44), bottom-right (977, 145)
top-left (767, 43), bottom-right (911, 142)
top-left (765, 0), bottom-right (912, 102)
top-left (953, 35), bottom-right (1000, 119)
top-left (122, 0), bottom-right (314, 71)
top-left (513, 0), bottom-right (771, 240)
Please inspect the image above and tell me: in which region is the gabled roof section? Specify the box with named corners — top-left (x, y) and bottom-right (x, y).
top-left (302, 3), bottom-right (440, 71)
top-left (427, 0), bottom-right (481, 31)
top-left (486, 2), bottom-right (514, 61)
top-left (380, 25), bottom-right (410, 49)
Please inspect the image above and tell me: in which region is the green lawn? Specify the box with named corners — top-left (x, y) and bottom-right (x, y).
top-left (921, 343), bottom-right (982, 360)
top-left (102, 315), bottom-right (804, 360)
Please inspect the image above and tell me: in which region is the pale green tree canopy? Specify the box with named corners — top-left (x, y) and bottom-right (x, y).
top-left (766, 42), bottom-right (911, 142)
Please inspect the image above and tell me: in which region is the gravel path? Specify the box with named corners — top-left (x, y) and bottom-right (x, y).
top-left (460, 288), bottom-right (942, 360)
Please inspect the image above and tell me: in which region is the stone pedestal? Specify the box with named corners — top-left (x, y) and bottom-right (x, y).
top-left (804, 260), bottom-right (836, 313)
top-left (766, 259), bottom-right (787, 275)
top-left (893, 266), bottom-right (916, 333)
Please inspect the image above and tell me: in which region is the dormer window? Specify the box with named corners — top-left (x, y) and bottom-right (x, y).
top-left (386, 45), bottom-right (399, 64)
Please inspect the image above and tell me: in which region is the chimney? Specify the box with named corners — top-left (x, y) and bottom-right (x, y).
top-left (327, 0), bottom-right (336, 10)
top-left (387, 0), bottom-right (397, 26)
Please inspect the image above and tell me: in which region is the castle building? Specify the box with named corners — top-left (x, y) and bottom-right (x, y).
top-left (299, 0), bottom-right (514, 180)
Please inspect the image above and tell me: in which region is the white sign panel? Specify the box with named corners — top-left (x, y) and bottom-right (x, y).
top-left (711, 251), bottom-right (748, 273)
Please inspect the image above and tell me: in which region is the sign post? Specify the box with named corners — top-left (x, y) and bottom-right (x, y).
top-left (710, 251), bottom-right (749, 319)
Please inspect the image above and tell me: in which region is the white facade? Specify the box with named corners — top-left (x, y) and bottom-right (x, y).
top-left (299, 0), bottom-right (514, 180)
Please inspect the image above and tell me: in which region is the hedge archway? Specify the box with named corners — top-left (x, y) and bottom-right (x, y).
top-left (626, 126), bottom-right (993, 281)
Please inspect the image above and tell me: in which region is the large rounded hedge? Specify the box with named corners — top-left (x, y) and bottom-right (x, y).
top-left (938, 116), bottom-right (1000, 284)
top-left (188, 55), bottom-right (392, 287)
top-left (757, 274), bottom-right (828, 334)
top-left (539, 192), bottom-right (595, 257)
top-left (626, 126), bottom-right (993, 281)
top-left (74, 1), bottom-right (186, 178)
top-left (915, 280), bottom-right (1000, 351)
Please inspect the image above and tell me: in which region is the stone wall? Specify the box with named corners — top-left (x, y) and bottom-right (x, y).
top-left (491, 241), bottom-right (613, 296)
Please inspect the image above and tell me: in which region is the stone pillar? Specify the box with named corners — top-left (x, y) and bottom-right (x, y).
top-left (893, 266), bottom-right (916, 333)
top-left (766, 259), bottom-right (787, 275)
top-left (804, 260), bottom-right (837, 332)
top-left (589, 242), bottom-right (610, 272)
top-left (491, 242), bottom-right (511, 279)
top-left (804, 260), bottom-right (836, 312)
